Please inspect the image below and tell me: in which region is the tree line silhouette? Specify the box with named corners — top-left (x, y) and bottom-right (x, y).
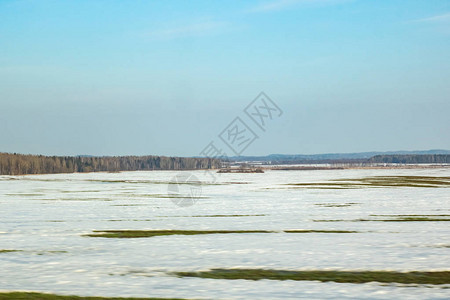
top-left (368, 154), bottom-right (450, 164)
top-left (1, 152), bottom-right (448, 175)
top-left (0, 153), bottom-right (221, 175)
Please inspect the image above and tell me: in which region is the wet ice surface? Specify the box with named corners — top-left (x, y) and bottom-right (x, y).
top-left (0, 169), bottom-right (449, 299)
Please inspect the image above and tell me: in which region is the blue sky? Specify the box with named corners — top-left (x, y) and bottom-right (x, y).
top-left (1, 0), bottom-right (449, 156)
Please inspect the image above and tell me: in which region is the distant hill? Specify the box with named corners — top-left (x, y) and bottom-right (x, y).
top-left (230, 150), bottom-right (450, 163)
top-left (368, 154), bottom-right (450, 164)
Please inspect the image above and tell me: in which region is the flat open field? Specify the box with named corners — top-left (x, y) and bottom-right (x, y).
top-left (0, 168), bottom-right (449, 299)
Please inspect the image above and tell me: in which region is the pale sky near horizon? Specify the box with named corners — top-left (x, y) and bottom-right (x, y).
top-left (1, 0), bottom-right (449, 156)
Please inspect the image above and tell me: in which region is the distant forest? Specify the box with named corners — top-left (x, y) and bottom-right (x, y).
top-left (0, 153), bottom-right (221, 175)
top-left (268, 154), bottom-right (450, 165)
top-left (368, 154), bottom-right (450, 164)
top-left (1, 152), bottom-right (448, 176)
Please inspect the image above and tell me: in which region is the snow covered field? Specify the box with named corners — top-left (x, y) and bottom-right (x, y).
top-left (0, 168), bottom-right (449, 299)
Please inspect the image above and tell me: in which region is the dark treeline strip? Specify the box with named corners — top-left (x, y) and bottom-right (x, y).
top-left (368, 154), bottom-right (450, 164)
top-left (267, 159), bottom-right (367, 165)
top-left (248, 155), bottom-right (450, 165)
top-left (0, 153), bottom-right (221, 175)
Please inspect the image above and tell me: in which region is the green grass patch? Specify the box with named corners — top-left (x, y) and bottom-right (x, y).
top-left (107, 219), bottom-right (154, 222)
top-left (61, 190), bottom-right (102, 193)
top-left (286, 176), bottom-right (450, 189)
top-left (173, 269), bottom-right (450, 285)
top-left (130, 194), bottom-right (209, 199)
top-left (85, 179), bottom-right (222, 186)
top-left (371, 214), bottom-right (450, 217)
top-left (5, 193), bottom-right (43, 197)
top-left (84, 229), bottom-right (359, 238)
top-left (380, 217), bottom-right (450, 222)
top-left (0, 249), bottom-right (67, 255)
top-left (84, 230), bottom-right (273, 238)
top-left (154, 214), bottom-right (266, 218)
top-left (314, 217), bottom-right (450, 222)
top-left (284, 230), bottom-right (357, 233)
top-left (36, 251), bottom-right (68, 255)
top-left (111, 204), bottom-right (148, 207)
top-left (0, 249), bottom-right (22, 253)
top-left (0, 292), bottom-right (188, 300)
top-left (190, 214), bottom-right (266, 218)
top-left (314, 203), bottom-right (359, 207)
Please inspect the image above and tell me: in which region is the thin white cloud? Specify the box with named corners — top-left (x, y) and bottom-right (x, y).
top-left (145, 20), bottom-right (229, 40)
top-left (414, 13), bottom-right (450, 23)
top-left (248, 0), bottom-right (352, 13)
top-left (251, 0), bottom-right (302, 12)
